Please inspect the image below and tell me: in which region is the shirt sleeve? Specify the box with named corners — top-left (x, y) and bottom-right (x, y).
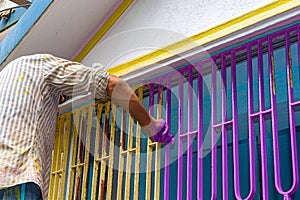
top-left (42, 54), bottom-right (110, 99)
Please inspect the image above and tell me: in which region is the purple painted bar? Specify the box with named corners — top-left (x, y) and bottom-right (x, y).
top-left (232, 46), bottom-right (256, 200)
top-left (177, 71), bottom-right (184, 200)
top-left (211, 58), bottom-right (218, 200)
top-left (164, 74), bottom-right (172, 200)
top-left (231, 50), bottom-right (241, 200)
top-left (197, 62), bottom-right (204, 200)
top-left (187, 66), bottom-right (193, 200)
top-left (247, 44), bottom-right (257, 200)
top-left (250, 109), bottom-right (272, 118)
top-left (298, 25), bottom-right (300, 74)
top-left (279, 30), bottom-right (299, 199)
top-left (149, 83), bottom-right (155, 117)
top-left (148, 82), bottom-right (154, 198)
top-left (257, 39), bottom-right (269, 200)
top-left (213, 121), bottom-right (233, 128)
top-left (221, 54), bottom-right (228, 200)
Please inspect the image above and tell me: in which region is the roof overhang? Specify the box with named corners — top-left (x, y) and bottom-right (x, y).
top-left (0, 0), bottom-right (132, 69)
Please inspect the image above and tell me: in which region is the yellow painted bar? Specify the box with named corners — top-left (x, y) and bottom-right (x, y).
top-left (133, 86), bottom-right (143, 200)
top-left (68, 110), bottom-right (80, 200)
top-left (60, 113), bottom-right (71, 200)
top-left (73, 109), bottom-right (85, 200)
top-left (48, 116), bottom-right (61, 200)
top-left (53, 115), bottom-right (64, 199)
top-left (106, 104), bottom-right (117, 200)
top-left (146, 139), bottom-right (153, 200)
top-left (154, 85), bottom-right (163, 199)
top-left (91, 103), bottom-right (103, 199)
top-left (98, 102), bottom-right (111, 200)
top-left (146, 84), bottom-right (154, 200)
top-left (117, 110), bottom-right (126, 199)
top-left (81, 105), bottom-right (94, 200)
top-left (125, 107), bottom-right (135, 199)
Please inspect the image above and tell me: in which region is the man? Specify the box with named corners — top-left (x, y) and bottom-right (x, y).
top-left (0, 54), bottom-right (174, 199)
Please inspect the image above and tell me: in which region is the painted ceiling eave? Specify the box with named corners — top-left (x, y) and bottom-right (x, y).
top-left (0, 0), bottom-right (126, 69)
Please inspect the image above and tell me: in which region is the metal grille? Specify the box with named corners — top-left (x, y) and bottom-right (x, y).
top-left (49, 23), bottom-right (300, 200)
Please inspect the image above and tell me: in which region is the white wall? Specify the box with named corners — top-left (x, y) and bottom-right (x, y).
top-left (82, 0), bottom-right (275, 69)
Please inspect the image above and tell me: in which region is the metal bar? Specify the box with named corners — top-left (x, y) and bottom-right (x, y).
top-left (247, 44), bottom-right (257, 200)
top-left (298, 25), bottom-right (300, 80)
top-left (154, 82), bottom-right (163, 200)
top-left (48, 116), bottom-right (61, 200)
top-left (106, 104), bottom-right (117, 200)
top-left (231, 50), bottom-right (241, 200)
top-left (211, 58), bottom-right (218, 200)
top-left (73, 109), bottom-right (85, 200)
top-left (133, 86), bottom-right (143, 200)
top-left (146, 83), bottom-right (154, 200)
top-left (98, 102), bottom-right (111, 200)
top-left (53, 115), bottom-right (65, 199)
top-left (91, 103), bottom-right (103, 199)
top-left (68, 110), bottom-right (80, 200)
top-left (221, 54), bottom-right (228, 200)
top-left (179, 130), bottom-right (199, 137)
top-left (213, 120), bottom-right (233, 128)
top-left (249, 109), bottom-right (272, 118)
top-left (187, 66), bottom-right (193, 200)
top-left (197, 62), bottom-right (204, 200)
top-left (177, 71), bottom-right (184, 200)
top-left (258, 39), bottom-right (269, 200)
top-left (81, 105), bottom-right (93, 200)
top-left (164, 74), bottom-right (172, 200)
top-left (117, 110), bottom-right (126, 200)
top-left (276, 30), bottom-right (299, 199)
top-left (60, 113), bottom-right (71, 200)
top-left (125, 101), bottom-right (134, 200)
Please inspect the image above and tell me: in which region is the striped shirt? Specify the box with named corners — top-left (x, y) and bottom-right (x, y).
top-left (0, 54), bottom-right (110, 199)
